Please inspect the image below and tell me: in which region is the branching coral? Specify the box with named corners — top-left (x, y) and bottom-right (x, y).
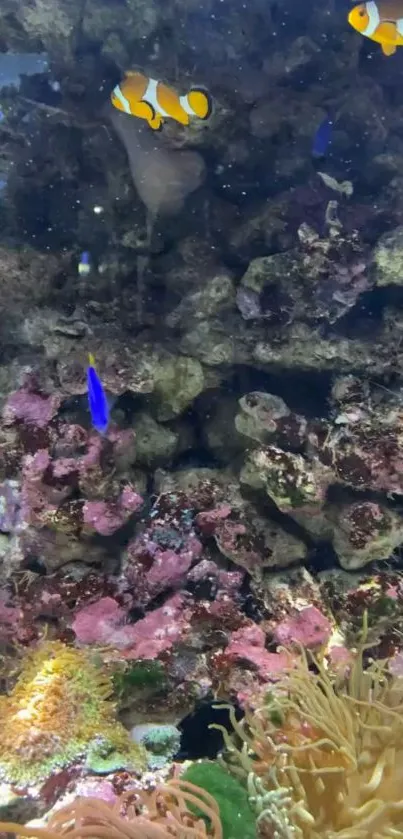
top-left (0, 640), bottom-right (146, 786)
top-left (0, 779), bottom-right (222, 839)
top-left (216, 618), bottom-right (403, 839)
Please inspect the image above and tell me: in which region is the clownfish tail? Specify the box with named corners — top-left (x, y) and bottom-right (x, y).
top-left (187, 87), bottom-right (212, 120)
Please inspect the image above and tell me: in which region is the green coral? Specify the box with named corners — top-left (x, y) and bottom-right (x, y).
top-left (85, 739), bottom-right (142, 774)
top-left (113, 659), bottom-right (168, 703)
top-left (0, 641), bottom-right (146, 787)
top-left (131, 723), bottom-right (181, 770)
top-left (182, 761), bottom-right (256, 839)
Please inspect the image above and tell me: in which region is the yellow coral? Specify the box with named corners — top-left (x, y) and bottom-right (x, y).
top-left (0, 640), bottom-right (145, 785)
top-left (218, 628), bottom-right (403, 839)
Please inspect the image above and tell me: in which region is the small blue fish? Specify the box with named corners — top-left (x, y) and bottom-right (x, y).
top-left (78, 251), bottom-right (91, 277)
top-left (87, 353), bottom-right (109, 433)
top-left (312, 116), bottom-right (333, 159)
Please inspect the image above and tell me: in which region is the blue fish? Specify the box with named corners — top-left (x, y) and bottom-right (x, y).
top-left (78, 251), bottom-right (91, 277)
top-left (312, 116), bottom-right (333, 158)
top-left (87, 353), bottom-right (109, 433)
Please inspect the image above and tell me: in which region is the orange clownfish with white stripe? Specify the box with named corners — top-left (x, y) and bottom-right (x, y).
top-left (348, 0), bottom-right (403, 55)
top-left (110, 71), bottom-right (212, 130)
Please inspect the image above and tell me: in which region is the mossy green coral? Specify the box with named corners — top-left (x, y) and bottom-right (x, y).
top-left (113, 659), bottom-right (168, 703)
top-left (182, 761), bottom-right (256, 839)
top-left (0, 641), bottom-right (146, 786)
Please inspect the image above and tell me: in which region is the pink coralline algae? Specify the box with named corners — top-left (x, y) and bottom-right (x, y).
top-left (83, 488), bottom-right (143, 537)
top-left (3, 382), bottom-right (61, 430)
top-left (196, 503), bottom-right (262, 572)
top-left (74, 779), bottom-right (118, 805)
top-left (20, 449), bottom-right (71, 526)
top-left (195, 504), bottom-right (232, 536)
top-left (72, 593), bottom-right (190, 659)
top-left (17, 425), bottom-right (140, 540)
top-left (121, 593), bottom-right (191, 660)
top-left (225, 624), bottom-right (293, 682)
top-left (1, 571), bottom-right (120, 647)
top-left (72, 597), bottom-right (128, 645)
top-left (145, 543), bottom-right (201, 593)
top-left (121, 492), bottom-right (204, 605)
top-left (273, 605), bottom-right (332, 649)
top-left (122, 535), bottom-right (202, 606)
top-left (328, 645), bottom-right (354, 676)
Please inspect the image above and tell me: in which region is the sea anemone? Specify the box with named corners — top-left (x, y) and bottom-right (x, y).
top-left (0, 779), bottom-right (222, 839)
top-left (216, 618), bottom-right (403, 839)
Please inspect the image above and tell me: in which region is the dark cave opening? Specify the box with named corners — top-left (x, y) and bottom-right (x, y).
top-left (229, 364), bottom-right (333, 418)
top-left (331, 286), bottom-right (403, 340)
top-left (177, 700), bottom-right (243, 761)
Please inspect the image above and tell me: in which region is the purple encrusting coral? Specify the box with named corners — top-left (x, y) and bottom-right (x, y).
top-left (273, 605), bottom-right (332, 649)
top-left (83, 488), bottom-right (143, 537)
top-left (119, 492), bottom-right (204, 606)
top-left (16, 425), bottom-right (140, 537)
top-left (72, 592), bottom-right (191, 659)
top-left (3, 382), bottom-right (61, 430)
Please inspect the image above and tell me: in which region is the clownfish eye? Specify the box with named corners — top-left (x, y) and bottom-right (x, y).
top-left (358, 8), bottom-right (366, 14)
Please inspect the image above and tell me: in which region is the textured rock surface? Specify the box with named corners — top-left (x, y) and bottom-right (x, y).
top-left (3, 0), bottom-right (403, 815)
top-left (372, 227), bottom-right (403, 286)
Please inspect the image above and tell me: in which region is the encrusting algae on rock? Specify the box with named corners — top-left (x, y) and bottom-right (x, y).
top-left (214, 614), bottom-right (403, 839)
top-left (0, 640), bottom-right (146, 787)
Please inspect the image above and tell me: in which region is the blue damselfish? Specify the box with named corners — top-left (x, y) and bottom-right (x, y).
top-left (78, 251), bottom-right (91, 277)
top-left (87, 353), bottom-right (109, 433)
top-left (312, 116), bottom-right (333, 158)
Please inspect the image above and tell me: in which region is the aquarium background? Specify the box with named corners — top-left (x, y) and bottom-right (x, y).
top-left (1, 0), bottom-right (403, 835)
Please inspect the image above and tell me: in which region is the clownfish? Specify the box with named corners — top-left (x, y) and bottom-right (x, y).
top-left (110, 71), bottom-right (212, 130)
top-left (87, 353), bottom-right (109, 434)
top-left (348, 1), bottom-right (403, 55)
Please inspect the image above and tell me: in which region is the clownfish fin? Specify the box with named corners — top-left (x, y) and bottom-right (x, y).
top-left (131, 100), bottom-right (155, 122)
top-left (148, 114), bottom-right (163, 130)
top-left (377, 21), bottom-right (398, 54)
top-left (188, 87), bottom-right (213, 120)
top-left (381, 40), bottom-right (397, 54)
top-left (88, 352), bottom-right (96, 368)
